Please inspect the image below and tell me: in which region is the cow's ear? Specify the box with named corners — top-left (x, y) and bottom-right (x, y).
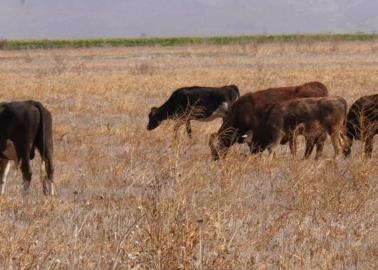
top-left (1, 139), bottom-right (18, 166)
top-left (231, 84), bottom-right (239, 91)
top-left (230, 84), bottom-right (239, 95)
top-left (150, 107), bottom-right (158, 115)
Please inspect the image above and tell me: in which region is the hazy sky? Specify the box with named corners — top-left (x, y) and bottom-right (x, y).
top-left (1, 0), bottom-right (378, 39)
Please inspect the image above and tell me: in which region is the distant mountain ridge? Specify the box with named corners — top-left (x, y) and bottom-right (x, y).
top-left (0, 0), bottom-right (377, 39)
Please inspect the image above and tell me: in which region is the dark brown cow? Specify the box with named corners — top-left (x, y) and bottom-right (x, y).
top-left (344, 94), bottom-right (378, 158)
top-left (209, 81), bottom-right (328, 160)
top-left (0, 100), bottom-right (54, 195)
top-left (147, 85), bottom-right (239, 138)
top-left (248, 97), bottom-right (348, 159)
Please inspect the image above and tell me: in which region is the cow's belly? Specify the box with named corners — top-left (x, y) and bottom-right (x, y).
top-left (196, 102), bottom-right (229, 122)
top-left (198, 110), bottom-right (224, 122)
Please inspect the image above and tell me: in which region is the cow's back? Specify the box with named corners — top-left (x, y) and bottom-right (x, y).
top-left (252, 81), bottom-right (328, 113)
top-left (295, 81), bottom-right (328, 98)
top-left (162, 85), bottom-right (238, 116)
top-left (222, 82), bottom-right (328, 136)
top-left (276, 97), bottom-right (346, 128)
top-left (0, 102), bottom-right (39, 135)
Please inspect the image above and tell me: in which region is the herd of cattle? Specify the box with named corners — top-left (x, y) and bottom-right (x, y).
top-left (0, 81), bottom-right (376, 196)
top-left (147, 81), bottom-right (378, 161)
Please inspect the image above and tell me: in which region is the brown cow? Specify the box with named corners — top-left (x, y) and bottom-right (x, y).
top-left (344, 94), bottom-right (378, 158)
top-left (249, 97), bottom-right (348, 159)
top-left (209, 81), bottom-right (328, 160)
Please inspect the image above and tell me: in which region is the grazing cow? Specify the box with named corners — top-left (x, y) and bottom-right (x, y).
top-left (209, 81), bottom-right (328, 160)
top-left (247, 97), bottom-right (348, 159)
top-left (0, 100), bottom-right (54, 195)
top-left (344, 94), bottom-right (378, 157)
top-left (147, 85), bottom-right (240, 138)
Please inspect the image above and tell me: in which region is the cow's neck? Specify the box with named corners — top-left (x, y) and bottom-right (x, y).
top-left (158, 99), bottom-right (182, 120)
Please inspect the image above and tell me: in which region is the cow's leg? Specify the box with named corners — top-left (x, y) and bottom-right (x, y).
top-left (173, 121), bottom-right (183, 139)
top-left (330, 132), bottom-right (342, 158)
top-left (337, 131), bottom-right (349, 157)
top-left (341, 131), bottom-right (352, 157)
top-left (304, 137), bottom-right (316, 159)
top-left (288, 132), bottom-right (297, 158)
top-left (267, 131), bottom-right (284, 159)
top-left (209, 133), bottom-right (230, 160)
top-left (364, 135), bottom-right (374, 158)
top-left (35, 139), bottom-right (55, 196)
top-left (43, 148), bottom-right (55, 196)
top-left (314, 133), bottom-right (327, 160)
top-left (20, 157), bottom-right (32, 195)
top-left (41, 158), bottom-right (55, 196)
top-left (267, 144), bottom-right (278, 160)
top-left (0, 159), bottom-right (11, 195)
top-left (185, 120), bottom-right (192, 139)
top-left (249, 143), bottom-right (261, 154)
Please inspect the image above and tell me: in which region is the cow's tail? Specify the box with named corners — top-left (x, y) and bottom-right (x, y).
top-left (32, 101), bottom-right (55, 195)
top-left (32, 101), bottom-right (47, 161)
top-left (32, 101), bottom-right (48, 191)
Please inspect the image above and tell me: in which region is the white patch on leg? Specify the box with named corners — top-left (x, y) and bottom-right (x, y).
top-left (40, 161), bottom-right (46, 174)
top-left (48, 182), bottom-right (55, 196)
top-left (41, 161), bottom-right (55, 196)
top-left (40, 161), bottom-right (46, 187)
top-left (0, 161), bottom-right (10, 195)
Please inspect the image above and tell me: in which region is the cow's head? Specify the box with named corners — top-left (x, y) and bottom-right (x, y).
top-left (209, 128), bottom-right (239, 160)
top-left (241, 130), bottom-right (270, 154)
top-left (241, 130), bottom-right (262, 154)
top-left (343, 121), bottom-right (358, 157)
top-left (147, 107), bottom-right (161, 130)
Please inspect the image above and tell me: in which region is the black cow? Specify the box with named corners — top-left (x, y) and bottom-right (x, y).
top-left (147, 85), bottom-right (240, 138)
top-left (0, 100), bottom-right (54, 195)
top-left (344, 94), bottom-right (378, 157)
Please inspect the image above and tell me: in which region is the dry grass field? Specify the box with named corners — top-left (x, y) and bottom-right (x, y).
top-left (0, 40), bottom-right (378, 269)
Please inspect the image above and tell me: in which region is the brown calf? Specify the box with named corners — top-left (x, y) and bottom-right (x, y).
top-left (254, 96), bottom-right (348, 159)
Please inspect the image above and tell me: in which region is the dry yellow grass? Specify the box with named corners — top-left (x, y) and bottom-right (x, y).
top-left (0, 40), bottom-right (377, 269)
